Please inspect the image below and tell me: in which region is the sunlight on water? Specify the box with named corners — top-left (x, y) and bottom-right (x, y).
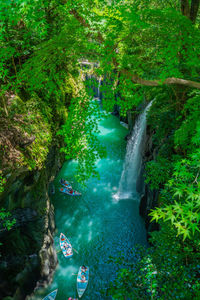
top-left (64, 218), bottom-right (75, 228)
top-left (58, 265), bottom-right (77, 278)
top-left (88, 230), bottom-right (92, 241)
top-left (98, 125), bottom-right (116, 135)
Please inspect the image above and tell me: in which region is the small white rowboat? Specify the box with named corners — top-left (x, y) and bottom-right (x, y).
top-left (77, 266), bottom-right (89, 298)
top-left (60, 233), bottom-right (73, 258)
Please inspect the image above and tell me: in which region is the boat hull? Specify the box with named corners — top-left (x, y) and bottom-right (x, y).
top-left (59, 187), bottom-right (81, 196)
top-left (43, 289), bottom-right (58, 300)
top-left (60, 233), bottom-right (73, 258)
top-left (59, 179), bottom-right (72, 189)
top-left (77, 266), bottom-right (89, 298)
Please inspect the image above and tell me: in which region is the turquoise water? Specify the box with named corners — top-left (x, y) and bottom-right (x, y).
top-left (32, 113), bottom-right (147, 300)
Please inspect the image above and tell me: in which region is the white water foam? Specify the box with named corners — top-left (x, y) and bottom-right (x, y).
top-left (113, 102), bottom-right (152, 201)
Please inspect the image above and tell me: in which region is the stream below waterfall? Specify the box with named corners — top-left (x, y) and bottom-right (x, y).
top-left (31, 106), bottom-right (147, 300)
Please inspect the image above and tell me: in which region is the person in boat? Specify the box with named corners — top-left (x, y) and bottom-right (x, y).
top-left (63, 244), bottom-right (68, 250)
top-left (69, 189), bottom-right (73, 194)
top-left (81, 265), bottom-right (87, 273)
top-left (81, 275), bottom-right (86, 282)
top-left (67, 248), bottom-right (72, 254)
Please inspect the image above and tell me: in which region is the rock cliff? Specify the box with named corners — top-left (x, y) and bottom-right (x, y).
top-left (139, 125), bottom-right (159, 237)
top-left (0, 143), bottom-right (64, 300)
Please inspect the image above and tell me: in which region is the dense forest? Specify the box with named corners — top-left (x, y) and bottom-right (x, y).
top-left (0, 0), bottom-right (200, 299)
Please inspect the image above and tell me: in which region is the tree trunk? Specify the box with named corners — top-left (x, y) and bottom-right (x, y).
top-left (1, 95), bottom-right (8, 116)
top-left (181, 0), bottom-right (190, 18)
top-left (190, 0), bottom-right (200, 23)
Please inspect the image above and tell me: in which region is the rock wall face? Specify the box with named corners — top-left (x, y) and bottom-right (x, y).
top-left (0, 144), bottom-right (64, 300)
top-left (139, 125), bottom-right (159, 237)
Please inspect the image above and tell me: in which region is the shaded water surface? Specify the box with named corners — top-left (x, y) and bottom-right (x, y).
top-left (32, 113), bottom-right (147, 300)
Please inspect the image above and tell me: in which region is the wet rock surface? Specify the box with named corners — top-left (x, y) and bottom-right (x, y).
top-left (139, 125), bottom-right (160, 238)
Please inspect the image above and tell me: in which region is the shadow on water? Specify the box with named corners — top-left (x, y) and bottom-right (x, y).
top-left (31, 111), bottom-right (147, 300)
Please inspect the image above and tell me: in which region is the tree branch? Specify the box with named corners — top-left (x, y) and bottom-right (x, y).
top-left (69, 9), bottom-right (104, 43)
top-left (121, 70), bottom-right (200, 89)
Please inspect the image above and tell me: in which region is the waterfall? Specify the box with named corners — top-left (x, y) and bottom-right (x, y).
top-left (113, 101), bottom-right (152, 201)
top-left (97, 78), bottom-right (101, 99)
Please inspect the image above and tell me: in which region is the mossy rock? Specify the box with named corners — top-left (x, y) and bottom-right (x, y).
top-left (9, 96), bottom-right (26, 115)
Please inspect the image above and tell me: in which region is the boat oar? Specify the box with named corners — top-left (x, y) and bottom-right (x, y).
top-left (72, 247), bottom-right (79, 254)
top-left (72, 272), bottom-right (92, 276)
top-left (57, 246), bottom-right (78, 254)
